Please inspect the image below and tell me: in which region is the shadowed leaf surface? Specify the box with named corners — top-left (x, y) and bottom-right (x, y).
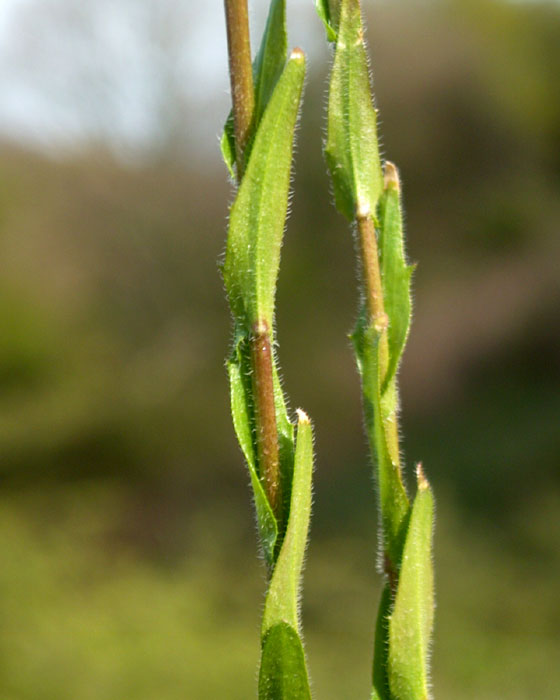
top-left (325, 0), bottom-right (383, 221)
top-left (259, 622), bottom-right (311, 700)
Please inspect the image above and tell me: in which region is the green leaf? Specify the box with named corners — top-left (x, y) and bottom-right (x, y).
top-left (226, 326), bottom-right (296, 565)
top-left (272, 352), bottom-right (295, 541)
top-left (315, 0), bottom-right (338, 42)
top-left (260, 412), bottom-right (313, 698)
top-left (389, 466), bottom-right (434, 700)
top-left (220, 0), bottom-right (287, 178)
top-left (325, 0), bottom-right (383, 221)
top-left (352, 322), bottom-right (409, 566)
top-left (228, 333), bottom-right (278, 568)
top-left (372, 583), bottom-right (393, 700)
top-left (378, 163), bottom-right (414, 391)
top-left (224, 51), bottom-right (306, 330)
top-left (253, 0), bottom-right (287, 127)
top-left (263, 411), bottom-right (314, 632)
top-left (259, 622), bottom-right (311, 700)
top-left (220, 112), bottom-right (236, 180)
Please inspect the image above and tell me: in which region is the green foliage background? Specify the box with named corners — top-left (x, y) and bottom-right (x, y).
top-left (0, 1), bottom-right (559, 697)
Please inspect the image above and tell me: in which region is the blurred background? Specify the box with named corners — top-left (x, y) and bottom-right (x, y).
top-left (1, 0), bottom-right (559, 697)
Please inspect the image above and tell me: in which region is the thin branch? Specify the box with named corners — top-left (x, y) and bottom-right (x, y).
top-left (224, 0), bottom-right (281, 520)
top-left (356, 210), bottom-right (401, 470)
top-left (356, 210), bottom-right (389, 375)
top-left (251, 321), bottom-right (281, 519)
top-left (224, 0), bottom-right (255, 176)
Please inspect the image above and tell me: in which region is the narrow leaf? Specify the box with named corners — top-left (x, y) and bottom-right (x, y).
top-left (315, 0), bottom-right (338, 42)
top-left (389, 466), bottom-right (435, 700)
top-left (253, 0), bottom-right (287, 126)
top-left (272, 353), bottom-right (296, 542)
top-left (228, 333), bottom-right (278, 567)
top-left (372, 583), bottom-right (393, 700)
top-left (259, 622), bottom-right (311, 700)
top-left (353, 321), bottom-right (409, 565)
top-left (220, 0), bottom-right (287, 177)
top-left (229, 326), bottom-right (295, 556)
top-left (263, 411), bottom-right (314, 632)
top-left (220, 112), bottom-right (236, 179)
top-left (378, 162), bottom-right (413, 390)
top-left (325, 0), bottom-right (383, 221)
top-left (224, 50), bottom-right (306, 330)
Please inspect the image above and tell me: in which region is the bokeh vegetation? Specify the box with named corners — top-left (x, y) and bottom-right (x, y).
top-left (0, 0), bottom-right (559, 697)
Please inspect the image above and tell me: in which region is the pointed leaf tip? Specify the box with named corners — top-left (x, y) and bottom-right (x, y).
top-left (416, 462), bottom-right (429, 490)
top-left (296, 408), bottom-right (310, 425)
top-left (384, 161), bottom-right (400, 192)
top-left (290, 47), bottom-right (305, 62)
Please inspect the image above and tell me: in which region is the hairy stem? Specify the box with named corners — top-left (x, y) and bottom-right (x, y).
top-left (251, 321), bottom-right (281, 519)
top-left (224, 0), bottom-right (255, 176)
top-left (224, 0), bottom-right (281, 520)
top-left (356, 212), bottom-right (388, 354)
top-left (356, 211), bottom-right (402, 484)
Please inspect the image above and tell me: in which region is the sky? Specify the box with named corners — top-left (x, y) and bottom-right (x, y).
top-left (0, 0), bottom-right (323, 161)
top-left (0, 0), bottom-right (547, 161)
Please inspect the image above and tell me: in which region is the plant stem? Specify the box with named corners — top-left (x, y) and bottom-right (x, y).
top-left (224, 0), bottom-right (255, 176)
top-left (356, 211), bottom-right (401, 477)
top-left (224, 0), bottom-right (281, 520)
top-left (251, 321), bottom-right (281, 518)
top-left (356, 211), bottom-right (388, 357)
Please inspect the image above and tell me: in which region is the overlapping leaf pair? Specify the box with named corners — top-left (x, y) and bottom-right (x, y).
top-left (222, 1), bottom-right (313, 697)
top-left (318, 1), bottom-right (434, 698)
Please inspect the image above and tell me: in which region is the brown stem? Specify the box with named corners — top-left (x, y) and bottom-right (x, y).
top-left (224, 0), bottom-right (255, 177)
top-left (356, 210), bottom-right (401, 469)
top-left (384, 552), bottom-right (398, 596)
top-left (224, 0), bottom-right (281, 517)
top-left (224, 1), bottom-right (280, 519)
top-left (251, 321), bottom-right (281, 518)
top-left (356, 211), bottom-right (389, 378)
